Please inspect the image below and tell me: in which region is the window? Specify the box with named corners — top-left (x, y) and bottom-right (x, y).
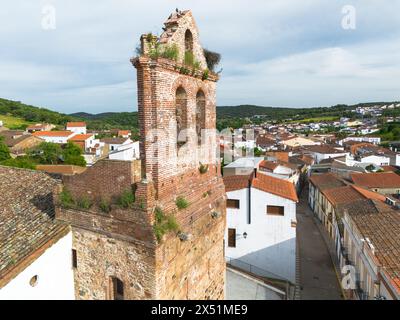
top-left (228, 228), bottom-right (236, 248)
top-left (184, 29), bottom-right (193, 53)
top-left (176, 86), bottom-right (188, 148)
top-left (110, 277), bottom-right (124, 300)
top-left (267, 205), bottom-right (285, 216)
top-left (72, 249), bottom-right (77, 268)
top-left (227, 199), bottom-right (240, 209)
top-left (195, 90), bottom-right (206, 144)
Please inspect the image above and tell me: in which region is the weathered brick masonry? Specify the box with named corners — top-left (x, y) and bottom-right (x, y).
top-left (56, 10), bottom-right (226, 300)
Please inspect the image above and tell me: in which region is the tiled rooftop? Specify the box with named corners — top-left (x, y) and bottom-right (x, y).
top-left (32, 130), bottom-right (73, 137)
top-left (309, 173), bottom-right (347, 190)
top-left (252, 172), bottom-right (298, 202)
top-left (349, 205), bottom-right (400, 294)
top-left (0, 166), bottom-right (68, 281)
top-left (223, 174), bottom-right (251, 192)
top-left (66, 122), bottom-right (86, 127)
top-left (351, 172), bottom-right (400, 188)
top-left (324, 185), bottom-right (386, 206)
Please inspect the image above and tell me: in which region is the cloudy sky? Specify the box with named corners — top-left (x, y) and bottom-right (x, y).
top-left (1, 0), bottom-right (400, 114)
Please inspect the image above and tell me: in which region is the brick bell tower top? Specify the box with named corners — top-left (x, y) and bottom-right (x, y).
top-left (131, 9), bottom-right (221, 200)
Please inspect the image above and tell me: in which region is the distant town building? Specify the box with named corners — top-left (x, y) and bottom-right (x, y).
top-left (66, 122), bottom-right (87, 135)
top-left (32, 131), bottom-right (75, 144)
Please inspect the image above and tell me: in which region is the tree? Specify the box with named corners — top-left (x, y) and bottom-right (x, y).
top-left (29, 142), bottom-right (62, 164)
top-left (0, 157), bottom-right (36, 169)
top-left (62, 142), bottom-right (86, 166)
top-left (0, 137), bottom-right (11, 162)
top-left (253, 147), bottom-right (263, 157)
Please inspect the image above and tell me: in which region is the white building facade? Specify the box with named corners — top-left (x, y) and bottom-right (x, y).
top-left (224, 173), bottom-right (298, 283)
top-left (0, 232), bottom-right (75, 300)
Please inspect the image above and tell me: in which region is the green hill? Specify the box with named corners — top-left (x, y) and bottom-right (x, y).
top-left (2, 97), bottom-right (399, 133)
top-left (0, 98), bottom-right (76, 129)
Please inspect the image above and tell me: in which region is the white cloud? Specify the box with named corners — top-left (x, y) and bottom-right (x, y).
top-left (0, 0), bottom-right (399, 112)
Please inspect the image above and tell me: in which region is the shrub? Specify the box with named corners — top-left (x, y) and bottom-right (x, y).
top-left (153, 207), bottom-right (179, 243)
top-left (0, 137), bottom-right (11, 161)
top-left (99, 199), bottom-right (111, 213)
top-left (77, 196), bottom-right (92, 210)
top-left (161, 43), bottom-right (179, 61)
top-left (199, 162), bottom-right (209, 174)
top-left (184, 50), bottom-right (201, 69)
top-left (0, 157), bottom-right (36, 169)
top-left (60, 188), bottom-right (74, 209)
top-left (176, 196), bottom-right (189, 210)
top-left (179, 66), bottom-right (190, 75)
top-left (184, 50), bottom-right (195, 66)
top-left (202, 69), bottom-right (209, 80)
top-left (117, 189), bottom-right (135, 208)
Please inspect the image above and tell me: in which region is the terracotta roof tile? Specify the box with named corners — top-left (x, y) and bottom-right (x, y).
top-left (351, 172), bottom-right (400, 188)
top-left (324, 185), bottom-right (386, 206)
top-left (304, 145), bottom-right (347, 154)
top-left (223, 175), bottom-right (251, 192)
top-left (252, 172), bottom-right (298, 202)
top-left (309, 173), bottom-right (346, 190)
top-left (66, 122), bottom-right (86, 127)
top-left (100, 137), bottom-right (129, 144)
top-left (259, 160), bottom-right (278, 171)
top-left (0, 166), bottom-right (68, 280)
top-left (118, 130), bottom-right (131, 136)
top-left (68, 134), bottom-right (93, 141)
top-left (32, 130), bottom-right (73, 137)
top-left (348, 205), bottom-right (400, 295)
top-left (381, 165), bottom-right (398, 172)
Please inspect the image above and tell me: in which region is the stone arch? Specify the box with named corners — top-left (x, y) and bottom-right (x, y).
top-left (196, 89), bottom-right (206, 144)
top-left (185, 29), bottom-right (193, 53)
top-left (176, 86), bottom-right (188, 147)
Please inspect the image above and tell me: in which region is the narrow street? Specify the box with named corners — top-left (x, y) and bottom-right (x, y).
top-left (296, 186), bottom-right (343, 300)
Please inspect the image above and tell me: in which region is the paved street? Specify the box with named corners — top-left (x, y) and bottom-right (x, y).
top-left (296, 186), bottom-right (343, 300)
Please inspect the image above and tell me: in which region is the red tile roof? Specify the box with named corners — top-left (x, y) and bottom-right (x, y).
top-left (32, 130), bottom-right (73, 137)
top-left (68, 134), bottom-right (93, 141)
top-left (118, 130), bottom-right (131, 136)
top-left (351, 185), bottom-right (387, 202)
top-left (224, 172), bottom-right (298, 202)
top-left (252, 172), bottom-right (298, 202)
top-left (259, 160), bottom-right (278, 171)
top-left (223, 175), bottom-right (251, 192)
top-left (381, 165), bottom-right (398, 172)
top-left (324, 185), bottom-right (386, 206)
top-left (349, 208), bottom-right (400, 296)
top-left (66, 122), bottom-right (86, 127)
top-left (305, 145), bottom-right (347, 154)
top-left (351, 172), bottom-right (400, 188)
top-left (309, 173), bottom-right (346, 190)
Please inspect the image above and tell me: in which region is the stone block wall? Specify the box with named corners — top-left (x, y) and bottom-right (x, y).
top-left (72, 228), bottom-right (156, 300)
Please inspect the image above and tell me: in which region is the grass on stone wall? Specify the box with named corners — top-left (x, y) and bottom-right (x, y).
top-left (116, 189), bottom-right (136, 209)
top-left (153, 207), bottom-right (179, 243)
top-left (76, 196), bottom-right (92, 210)
top-left (59, 188), bottom-right (75, 209)
top-left (99, 198), bottom-right (111, 213)
top-left (176, 196), bottom-right (189, 210)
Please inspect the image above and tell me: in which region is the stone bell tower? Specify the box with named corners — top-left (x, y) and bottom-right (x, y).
top-left (56, 10), bottom-right (226, 300)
